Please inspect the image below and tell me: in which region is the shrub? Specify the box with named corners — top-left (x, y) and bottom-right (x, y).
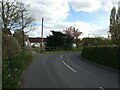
top-left (81, 46), bottom-right (119, 70)
top-left (2, 32), bottom-right (22, 60)
top-left (2, 50), bottom-right (32, 88)
top-left (2, 32), bottom-right (32, 88)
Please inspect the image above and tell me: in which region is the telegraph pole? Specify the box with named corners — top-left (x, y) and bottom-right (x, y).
top-left (21, 10), bottom-right (25, 50)
top-left (41, 18), bottom-right (44, 53)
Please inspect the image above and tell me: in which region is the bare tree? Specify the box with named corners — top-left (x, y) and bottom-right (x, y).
top-left (0, 0), bottom-right (36, 49)
top-left (0, 0), bottom-right (34, 33)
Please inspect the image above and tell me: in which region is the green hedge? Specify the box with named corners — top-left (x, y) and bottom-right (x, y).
top-left (2, 32), bottom-right (22, 60)
top-left (81, 46), bottom-right (119, 70)
top-left (2, 32), bottom-right (32, 88)
top-left (2, 51), bottom-right (32, 88)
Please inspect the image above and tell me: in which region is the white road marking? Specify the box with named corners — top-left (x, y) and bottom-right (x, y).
top-left (61, 55), bottom-right (63, 59)
top-left (61, 60), bottom-right (77, 73)
top-left (99, 87), bottom-right (105, 90)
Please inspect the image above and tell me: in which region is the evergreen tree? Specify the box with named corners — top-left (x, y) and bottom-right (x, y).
top-left (109, 7), bottom-right (120, 45)
top-left (45, 31), bottom-right (73, 51)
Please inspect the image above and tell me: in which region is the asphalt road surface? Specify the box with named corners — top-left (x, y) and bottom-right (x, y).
top-left (23, 52), bottom-right (119, 88)
top-left (0, 33), bottom-right (2, 90)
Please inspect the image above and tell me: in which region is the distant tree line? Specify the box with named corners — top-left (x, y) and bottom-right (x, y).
top-left (81, 37), bottom-right (112, 46)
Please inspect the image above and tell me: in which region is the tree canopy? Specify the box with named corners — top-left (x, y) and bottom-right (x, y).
top-left (81, 37), bottom-right (112, 46)
top-left (45, 31), bottom-right (73, 51)
top-left (64, 26), bottom-right (82, 48)
top-left (109, 7), bottom-right (120, 45)
top-left (0, 0), bottom-right (34, 33)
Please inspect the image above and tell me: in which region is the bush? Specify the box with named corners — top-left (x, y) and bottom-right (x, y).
top-left (81, 46), bottom-right (119, 70)
top-left (2, 32), bottom-right (22, 60)
top-left (2, 50), bottom-right (32, 88)
top-left (2, 32), bottom-right (32, 88)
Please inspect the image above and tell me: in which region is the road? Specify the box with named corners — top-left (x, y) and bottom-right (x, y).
top-left (0, 32), bottom-right (1, 89)
top-left (23, 52), bottom-right (119, 88)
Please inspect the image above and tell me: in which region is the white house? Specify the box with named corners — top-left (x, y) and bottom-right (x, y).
top-left (26, 37), bottom-right (47, 47)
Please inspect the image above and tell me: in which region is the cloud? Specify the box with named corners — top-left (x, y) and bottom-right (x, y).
top-left (22, 0), bottom-right (119, 38)
top-left (25, 0), bottom-right (115, 23)
top-left (100, 0), bottom-right (120, 11)
top-left (2, 0), bottom-right (118, 39)
top-left (71, 21), bottom-right (106, 38)
top-left (69, 0), bottom-right (101, 12)
top-left (23, 0), bottom-right (120, 24)
top-left (69, 0), bottom-right (119, 12)
top-left (91, 28), bottom-right (109, 38)
top-left (25, 0), bottom-right (70, 22)
top-left (27, 21), bottom-right (106, 38)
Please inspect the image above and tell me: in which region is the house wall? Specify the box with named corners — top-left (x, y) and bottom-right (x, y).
top-left (25, 38), bottom-right (46, 47)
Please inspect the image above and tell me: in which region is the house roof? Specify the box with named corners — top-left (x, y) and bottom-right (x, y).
top-left (28, 37), bottom-right (47, 43)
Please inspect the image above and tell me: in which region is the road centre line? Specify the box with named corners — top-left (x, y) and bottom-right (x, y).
top-left (99, 87), bottom-right (105, 90)
top-left (61, 60), bottom-right (77, 73)
top-left (61, 55), bottom-right (63, 59)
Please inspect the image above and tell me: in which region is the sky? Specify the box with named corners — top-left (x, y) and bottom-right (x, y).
top-left (22, 0), bottom-right (120, 38)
